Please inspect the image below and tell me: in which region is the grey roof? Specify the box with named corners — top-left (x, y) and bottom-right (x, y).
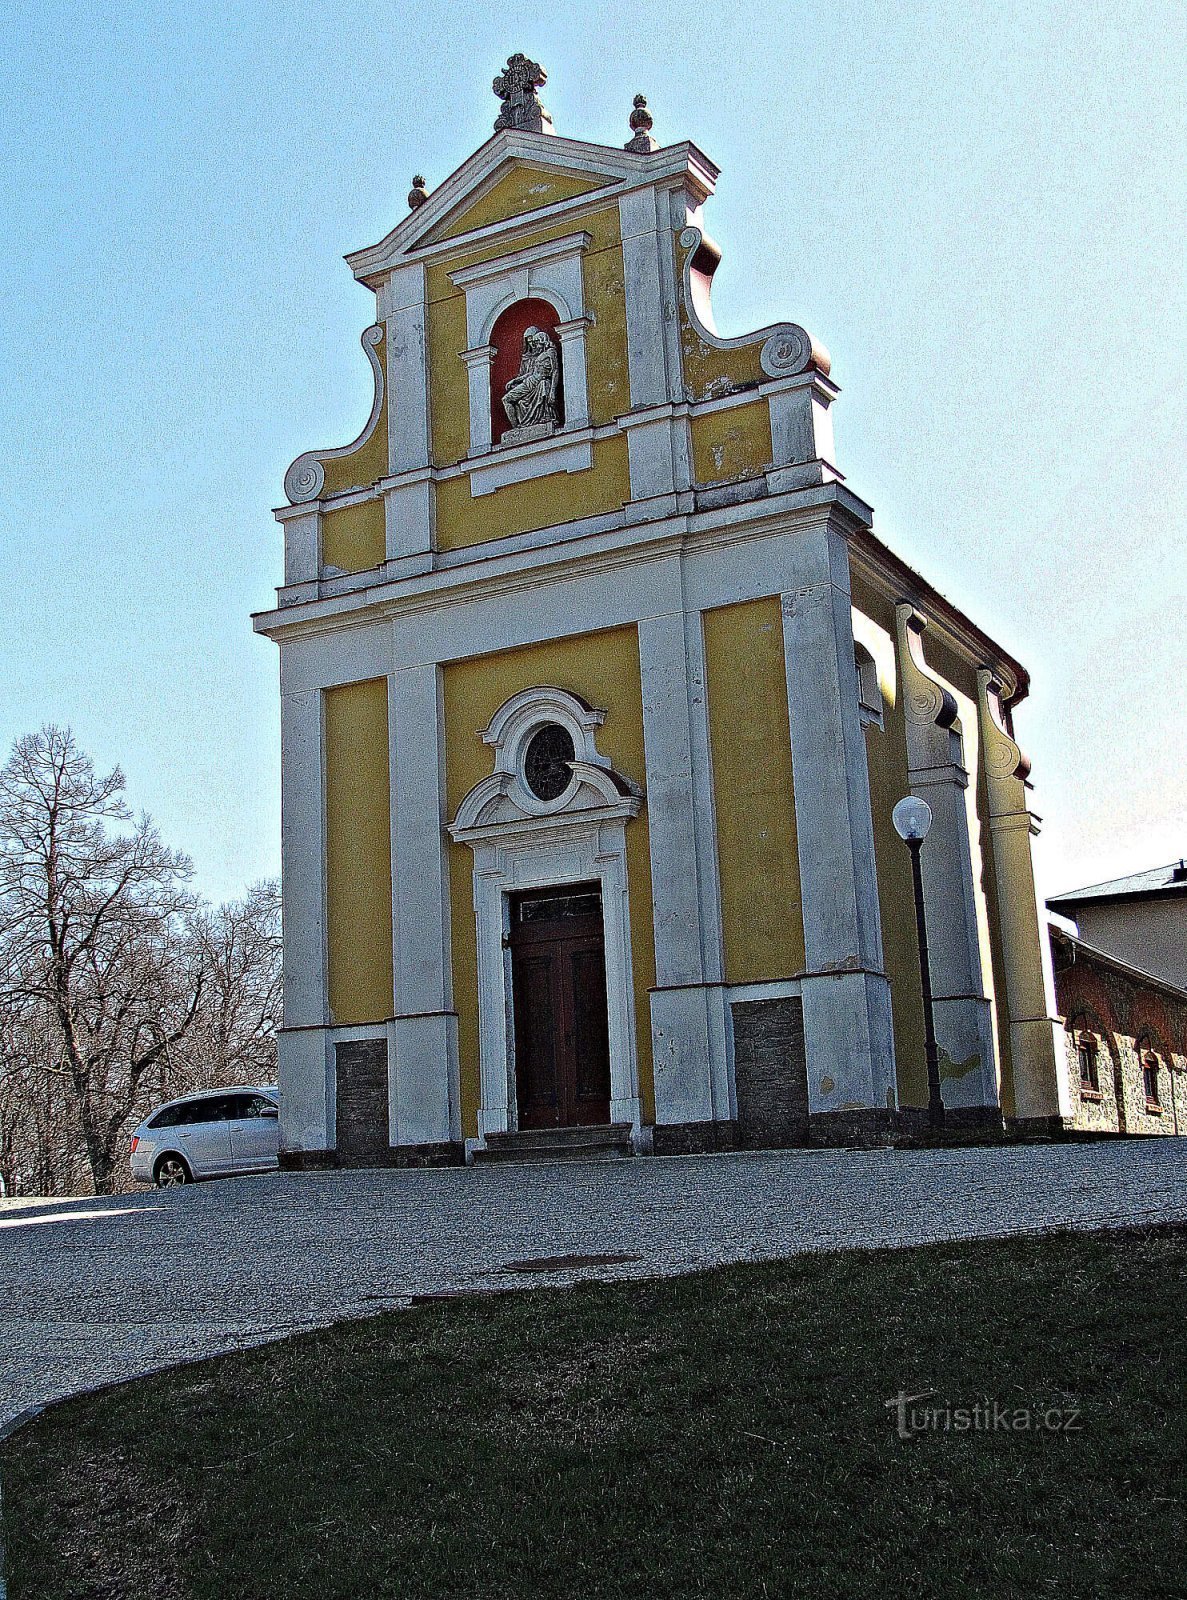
top-left (1047, 860), bottom-right (1187, 909)
top-left (1049, 922), bottom-right (1187, 1005)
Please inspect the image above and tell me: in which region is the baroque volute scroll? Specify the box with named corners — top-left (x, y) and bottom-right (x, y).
top-left (896, 604), bottom-right (959, 761)
top-left (977, 668), bottom-right (1032, 794)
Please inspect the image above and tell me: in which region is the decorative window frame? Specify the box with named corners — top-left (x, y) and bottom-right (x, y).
top-left (447, 688), bottom-right (645, 1150)
top-left (451, 233), bottom-right (594, 496)
top-left (1077, 1033), bottom-right (1101, 1096)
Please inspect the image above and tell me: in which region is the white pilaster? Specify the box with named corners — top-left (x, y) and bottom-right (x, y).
top-left (764, 372), bottom-right (842, 493)
top-left (381, 263), bottom-right (433, 559)
top-left (460, 345), bottom-right (495, 455)
top-left (278, 687), bottom-right (333, 1151)
top-left (781, 523), bottom-right (896, 1115)
top-left (638, 608), bottom-right (731, 1126)
top-left (895, 605), bottom-right (999, 1112)
top-left (619, 188), bottom-right (679, 407)
top-left (976, 670), bottom-right (1072, 1123)
top-left (555, 317), bottom-right (592, 428)
top-left (387, 662), bottom-right (460, 1146)
top-left (618, 406), bottom-right (693, 501)
top-left (281, 508), bottom-right (321, 587)
top-left (618, 188), bottom-right (690, 503)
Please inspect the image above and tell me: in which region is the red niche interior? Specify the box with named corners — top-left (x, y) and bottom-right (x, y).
top-left (489, 298), bottom-right (563, 445)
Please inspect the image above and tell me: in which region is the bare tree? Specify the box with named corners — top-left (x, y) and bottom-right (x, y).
top-left (0, 1014), bottom-right (82, 1197)
top-left (0, 728), bottom-right (206, 1194)
top-left (171, 882), bottom-right (282, 1093)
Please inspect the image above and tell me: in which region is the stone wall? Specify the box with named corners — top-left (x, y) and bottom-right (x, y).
top-left (335, 1038), bottom-right (392, 1166)
top-left (731, 997), bottom-right (809, 1148)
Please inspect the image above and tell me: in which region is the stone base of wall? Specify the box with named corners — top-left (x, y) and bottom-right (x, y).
top-left (280, 1142), bottom-right (465, 1171)
top-left (731, 996), bottom-right (809, 1148)
top-left (808, 1108), bottom-right (899, 1147)
top-left (335, 1038), bottom-right (391, 1166)
top-left (1006, 1115), bottom-right (1075, 1141)
top-left (648, 1104), bottom-right (1025, 1155)
top-left (894, 1106), bottom-right (1008, 1144)
top-left (278, 1150), bottom-right (339, 1172)
top-left (651, 1120), bottom-right (741, 1156)
top-left (380, 1142), bottom-right (466, 1168)
top-left (274, 1039), bottom-right (469, 1171)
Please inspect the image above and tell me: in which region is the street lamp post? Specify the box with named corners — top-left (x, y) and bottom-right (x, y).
top-left (892, 796), bottom-right (945, 1131)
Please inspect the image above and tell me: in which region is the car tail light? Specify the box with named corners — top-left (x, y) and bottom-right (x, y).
top-left (130, 1136), bottom-right (140, 1154)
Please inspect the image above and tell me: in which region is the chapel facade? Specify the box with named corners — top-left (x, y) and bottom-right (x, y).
top-left (254, 57), bottom-right (1073, 1167)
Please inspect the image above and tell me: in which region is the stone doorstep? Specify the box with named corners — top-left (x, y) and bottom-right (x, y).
top-left (474, 1123), bottom-right (635, 1164)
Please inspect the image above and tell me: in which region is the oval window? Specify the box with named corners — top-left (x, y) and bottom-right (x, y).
top-left (523, 723), bottom-right (575, 801)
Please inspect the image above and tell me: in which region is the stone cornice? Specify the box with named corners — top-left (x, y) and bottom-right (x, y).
top-left (258, 475), bottom-right (1026, 700)
top-left (448, 230), bottom-right (592, 288)
top-left (345, 132), bottom-right (719, 287)
top-left (850, 531), bottom-right (1028, 707)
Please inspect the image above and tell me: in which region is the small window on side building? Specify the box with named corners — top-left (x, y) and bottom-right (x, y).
top-left (1078, 1036), bottom-right (1099, 1093)
top-left (1143, 1054), bottom-right (1161, 1109)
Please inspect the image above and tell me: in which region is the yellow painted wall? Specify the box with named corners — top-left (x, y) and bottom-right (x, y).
top-left (690, 400), bottom-right (772, 487)
top-left (324, 678), bottom-right (394, 1025)
top-left (851, 574), bottom-right (1008, 1111)
top-left (434, 436), bottom-right (631, 551)
top-left (703, 598), bottom-right (805, 981)
top-left (425, 201), bottom-right (631, 550)
top-left (318, 329), bottom-right (389, 497)
top-left (433, 165), bottom-right (610, 242)
top-left (975, 749), bottom-right (1017, 1114)
top-left (852, 591), bottom-right (929, 1109)
top-left (322, 496), bottom-right (385, 574)
top-left (442, 627), bottom-right (655, 1136)
top-left (890, 618), bottom-right (1010, 1101)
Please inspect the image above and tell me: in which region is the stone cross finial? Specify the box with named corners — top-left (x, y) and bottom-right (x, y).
top-left (493, 53), bottom-right (554, 135)
top-left (624, 93), bottom-right (658, 153)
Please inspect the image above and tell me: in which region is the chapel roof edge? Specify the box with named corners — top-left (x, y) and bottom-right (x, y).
top-left (343, 132), bottom-right (720, 287)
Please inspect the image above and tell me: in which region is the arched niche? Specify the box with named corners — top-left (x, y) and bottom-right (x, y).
top-left (488, 297), bottom-right (564, 445)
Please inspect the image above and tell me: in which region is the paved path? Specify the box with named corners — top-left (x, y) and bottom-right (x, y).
top-left (3, 1141), bottom-right (1186, 1432)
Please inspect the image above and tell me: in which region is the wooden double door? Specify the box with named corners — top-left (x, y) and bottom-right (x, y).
top-left (509, 883), bottom-right (612, 1129)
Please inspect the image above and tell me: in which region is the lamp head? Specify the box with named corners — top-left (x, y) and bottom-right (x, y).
top-left (892, 795), bottom-right (933, 843)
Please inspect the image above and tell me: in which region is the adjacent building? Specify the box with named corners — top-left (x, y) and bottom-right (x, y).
top-left (254, 58), bottom-right (1073, 1167)
top-left (1049, 862), bottom-right (1187, 1136)
top-left (1048, 862), bottom-right (1187, 993)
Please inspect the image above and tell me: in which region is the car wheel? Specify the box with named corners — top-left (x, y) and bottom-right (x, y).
top-left (154, 1154), bottom-right (192, 1188)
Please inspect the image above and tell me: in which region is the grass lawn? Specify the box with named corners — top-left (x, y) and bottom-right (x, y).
top-left (4, 1225), bottom-right (1186, 1599)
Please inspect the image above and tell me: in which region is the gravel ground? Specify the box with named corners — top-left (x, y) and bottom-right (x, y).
top-left (3, 1140), bottom-right (1186, 1433)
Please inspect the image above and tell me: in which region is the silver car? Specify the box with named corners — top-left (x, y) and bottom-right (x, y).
top-left (130, 1086), bottom-right (280, 1187)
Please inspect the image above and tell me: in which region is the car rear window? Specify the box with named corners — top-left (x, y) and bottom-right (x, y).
top-left (226, 1093), bottom-right (278, 1118)
top-left (187, 1097), bottom-right (235, 1124)
top-left (149, 1093), bottom-right (273, 1129)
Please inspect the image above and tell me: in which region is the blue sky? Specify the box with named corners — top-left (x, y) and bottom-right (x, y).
top-left (1, 0), bottom-right (1184, 905)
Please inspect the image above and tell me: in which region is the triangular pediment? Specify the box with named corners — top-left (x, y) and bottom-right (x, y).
top-left (345, 131), bottom-right (718, 286)
top-left (426, 161), bottom-right (613, 245)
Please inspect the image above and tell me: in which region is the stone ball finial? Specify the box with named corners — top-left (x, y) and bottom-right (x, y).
top-left (407, 175), bottom-right (428, 209)
top-left (625, 93), bottom-right (658, 153)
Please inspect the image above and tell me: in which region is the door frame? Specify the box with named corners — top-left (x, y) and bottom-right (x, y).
top-left (508, 881), bottom-right (613, 1130)
top-left (448, 686), bottom-right (645, 1154)
top-left (467, 824), bottom-right (641, 1148)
